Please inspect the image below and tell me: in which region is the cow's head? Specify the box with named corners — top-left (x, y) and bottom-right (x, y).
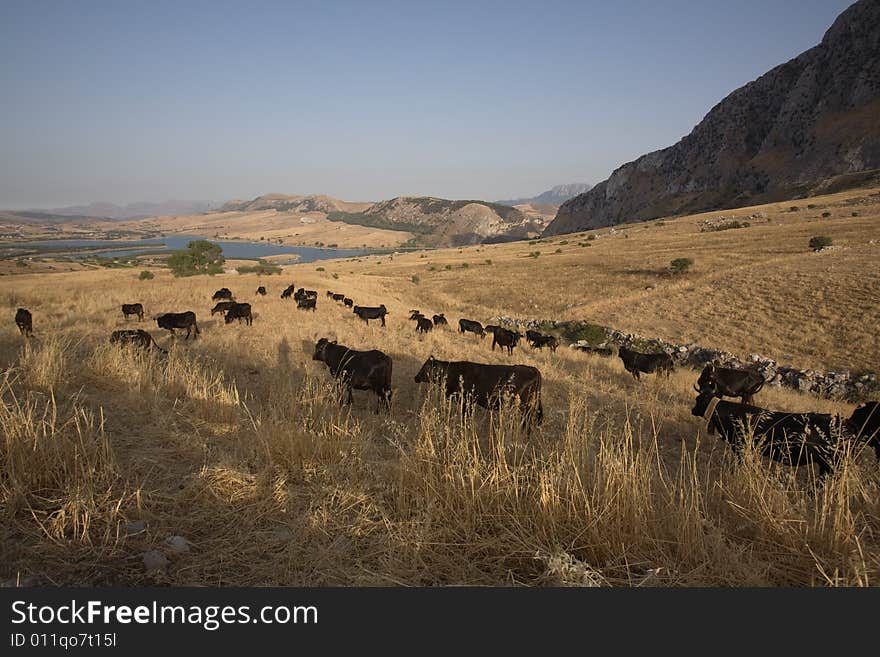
top-left (691, 391), bottom-right (715, 418)
top-left (312, 338), bottom-right (336, 361)
top-left (695, 364), bottom-right (719, 395)
top-left (414, 356), bottom-right (439, 383)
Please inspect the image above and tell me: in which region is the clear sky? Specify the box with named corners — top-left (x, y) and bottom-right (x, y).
top-left (0, 0), bottom-right (855, 208)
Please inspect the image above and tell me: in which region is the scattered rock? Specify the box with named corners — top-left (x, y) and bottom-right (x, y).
top-left (2, 575), bottom-right (39, 588)
top-left (164, 536), bottom-right (191, 554)
top-left (142, 550), bottom-right (168, 574)
top-left (126, 520), bottom-right (146, 536)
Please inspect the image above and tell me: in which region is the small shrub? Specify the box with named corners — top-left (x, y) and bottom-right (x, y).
top-left (427, 265), bottom-right (436, 272)
top-left (821, 212), bottom-right (831, 218)
top-left (790, 206), bottom-right (800, 212)
top-left (555, 248), bottom-right (562, 254)
top-left (807, 204), bottom-right (817, 209)
top-left (852, 211), bottom-right (860, 217)
top-left (316, 266), bottom-right (325, 272)
top-left (484, 259), bottom-right (492, 265)
top-left (670, 257), bottom-right (694, 274)
top-left (445, 264), bottom-right (452, 271)
top-left (809, 236), bottom-right (833, 251)
top-left (655, 221), bottom-right (666, 227)
top-left (138, 270), bottom-right (154, 280)
top-left (411, 275), bottom-right (420, 284)
top-left (559, 240), bottom-right (569, 245)
top-left (461, 263), bottom-right (469, 269)
top-left (587, 235), bottom-right (596, 241)
top-left (331, 272), bottom-right (339, 279)
top-left (15, 260), bottom-right (27, 268)
top-left (529, 251), bottom-right (541, 259)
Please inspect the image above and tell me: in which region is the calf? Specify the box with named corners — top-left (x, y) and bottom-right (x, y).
top-left (416, 316), bottom-right (433, 333)
top-left (110, 329), bottom-right (167, 355)
top-left (414, 356), bottom-right (543, 429)
top-left (121, 303), bottom-right (145, 321)
top-left (695, 363), bottom-right (765, 404)
top-left (486, 325), bottom-right (522, 355)
top-left (156, 311), bottom-right (200, 339)
top-left (224, 302), bottom-right (253, 325)
top-left (281, 285), bottom-right (296, 299)
top-left (343, 298), bottom-right (353, 308)
top-left (15, 308), bottom-right (33, 337)
top-left (332, 293), bottom-right (345, 302)
top-left (212, 287), bottom-right (233, 301)
top-left (297, 297), bottom-right (317, 311)
top-left (458, 318), bottom-right (485, 338)
top-left (526, 330), bottom-right (558, 352)
top-left (618, 345), bottom-right (674, 380)
top-left (211, 301), bottom-right (236, 316)
top-left (353, 304), bottom-right (388, 326)
top-left (432, 314), bottom-right (448, 327)
top-left (312, 338), bottom-right (393, 412)
top-left (692, 390), bottom-right (837, 476)
top-left (257, 286), bottom-right (267, 296)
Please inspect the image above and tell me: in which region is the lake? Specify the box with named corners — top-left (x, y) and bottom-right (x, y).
top-left (3, 235), bottom-right (377, 264)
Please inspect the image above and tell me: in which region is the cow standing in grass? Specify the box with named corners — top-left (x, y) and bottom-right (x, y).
top-left (618, 345), bottom-right (674, 380)
top-left (695, 363), bottom-right (765, 404)
top-left (312, 338), bottom-right (393, 412)
top-left (15, 308), bottom-right (33, 337)
top-left (156, 311), bottom-right (200, 339)
top-left (121, 303), bottom-right (145, 321)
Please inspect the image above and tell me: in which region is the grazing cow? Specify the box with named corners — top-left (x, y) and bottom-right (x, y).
top-left (312, 338), bottom-right (393, 412)
top-left (526, 330), bottom-right (558, 352)
top-left (416, 316), bottom-right (433, 333)
top-left (212, 288), bottom-right (233, 301)
top-left (281, 284), bottom-right (296, 299)
top-left (353, 304), bottom-right (388, 327)
top-left (574, 344), bottom-right (614, 357)
top-left (343, 298), bottom-right (353, 308)
top-left (224, 302), bottom-right (253, 325)
top-left (458, 318), bottom-right (485, 338)
top-left (15, 308), bottom-right (33, 337)
top-left (257, 286), bottom-right (267, 296)
top-left (110, 329), bottom-right (167, 355)
top-left (486, 325), bottom-right (522, 355)
top-left (121, 303), bottom-right (145, 321)
top-left (692, 390), bottom-right (837, 476)
top-left (332, 293), bottom-right (345, 302)
top-left (846, 401), bottom-right (880, 459)
top-left (414, 356), bottom-right (543, 428)
top-left (409, 310), bottom-right (423, 320)
top-left (618, 345), bottom-right (674, 380)
top-left (695, 363), bottom-right (765, 404)
top-left (432, 313), bottom-right (448, 327)
top-left (297, 297), bottom-right (317, 311)
top-left (211, 301), bottom-right (236, 316)
top-left (156, 311), bottom-right (200, 339)
top-left (305, 289), bottom-right (318, 299)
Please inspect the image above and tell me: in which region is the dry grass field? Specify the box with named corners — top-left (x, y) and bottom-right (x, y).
top-left (1, 185), bottom-right (879, 587)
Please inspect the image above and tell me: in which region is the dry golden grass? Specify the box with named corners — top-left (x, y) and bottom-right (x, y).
top-left (1, 185), bottom-right (879, 586)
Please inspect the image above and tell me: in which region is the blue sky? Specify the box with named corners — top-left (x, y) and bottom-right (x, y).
top-left (0, 0), bottom-right (854, 207)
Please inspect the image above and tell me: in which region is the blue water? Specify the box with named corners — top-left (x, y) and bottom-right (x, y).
top-left (9, 236), bottom-right (376, 263)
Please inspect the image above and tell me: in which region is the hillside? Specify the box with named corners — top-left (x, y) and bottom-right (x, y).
top-left (497, 183), bottom-right (592, 207)
top-left (19, 200), bottom-right (219, 220)
top-left (544, 0), bottom-right (880, 236)
top-left (218, 193), bottom-right (371, 215)
top-left (327, 196), bottom-right (547, 246)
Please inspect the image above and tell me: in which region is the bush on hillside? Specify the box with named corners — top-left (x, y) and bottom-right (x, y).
top-left (166, 240), bottom-right (225, 277)
top-left (809, 236), bottom-right (833, 251)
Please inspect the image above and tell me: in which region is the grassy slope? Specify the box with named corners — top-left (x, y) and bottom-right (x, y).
top-left (1, 185), bottom-right (879, 586)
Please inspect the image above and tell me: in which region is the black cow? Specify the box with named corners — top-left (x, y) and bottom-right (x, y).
top-left (297, 297), bottom-right (317, 311)
top-left (416, 316), bottom-right (433, 334)
top-left (211, 301), bottom-right (236, 316)
top-left (343, 298), bottom-right (353, 308)
top-left (224, 302), bottom-right (252, 325)
top-left (121, 303), bottom-right (144, 321)
top-left (332, 293), bottom-right (345, 302)
top-left (212, 288), bottom-right (233, 301)
top-left (353, 304), bottom-right (388, 326)
top-left (618, 345), bottom-right (674, 380)
top-left (326, 291), bottom-right (335, 298)
top-left (257, 286), bottom-right (267, 296)
top-left (110, 329), bottom-right (167, 355)
top-left (409, 310), bottom-right (423, 320)
top-left (695, 363), bottom-right (765, 404)
top-left (414, 356), bottom-right (543, 428)
top-left (15, 308), bottom-right (33, 337)
top-left (281, 285), bottom-right (296, 299)
top-left (692, 390), bottom-right (837, 476)
top-left (312, 338), bottom-right (393, 412)
top-left (432, 314), bottom-right (448, 327)
top-left (486, 325), bottom-right (522, 355)
top-left (526, 330), bottom-right (558, 352)
top-left (458, 318), bottom-right (485, 338)
top-left (574, 344), bottom-right (614, 357)
top-left (156, 311), bottom-right (200, 339)
top-left (305, 289), bottom-right (318, 299)
top-left (846, 401), bottom-right (880, 459)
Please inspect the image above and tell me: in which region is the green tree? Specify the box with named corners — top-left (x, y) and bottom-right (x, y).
top-left (139, 270), bottom-right (154, 280)
top-left (670, 257), bottom-right (694, 274)
top-left (166, 240), bottom-right (225, 277)
top-left (809, 236), bottom-right (833, 251)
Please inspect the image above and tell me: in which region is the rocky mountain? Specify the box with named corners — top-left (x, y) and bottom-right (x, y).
top-left (327, 197), bottom-right (547, 246)
top-left (218, 194), bottom-right (370, 215)
top-left (27, 200), bottom-right (219, 220)
top-left (497, 183), bottom-right (592, 207)
top-left (544, 0), bottom-right (880, 236)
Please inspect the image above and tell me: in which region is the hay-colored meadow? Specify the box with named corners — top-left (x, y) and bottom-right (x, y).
top-left (1, 185), bottom-right (879, 586)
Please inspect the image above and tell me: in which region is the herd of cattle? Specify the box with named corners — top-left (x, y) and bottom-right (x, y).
top-left (10, 280), bottom-right (880, 479)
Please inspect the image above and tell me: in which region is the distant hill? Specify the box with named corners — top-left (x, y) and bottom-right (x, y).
top-left (23, 200), bottom-right (219, 221)
top-left (544, 0), bottom-right (880, 236)
top-left (327, 197), bottom-right (547, 246)
top-left (497, 183), bottom-right (592, 207)
top-left (218, 193), bottom-right (371, 215)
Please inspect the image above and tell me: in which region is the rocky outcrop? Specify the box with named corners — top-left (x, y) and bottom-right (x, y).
top-left (490, 316), bottom-right (878, 402)
top-left (544, 0), bottom-right (880, 236)
top-left (497, 183), bottom-right (592, 207)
